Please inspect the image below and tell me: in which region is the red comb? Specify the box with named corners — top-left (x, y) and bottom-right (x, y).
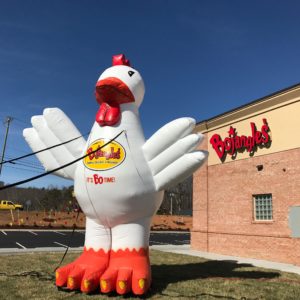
top-left (112, 54), bottom-right (131, 67)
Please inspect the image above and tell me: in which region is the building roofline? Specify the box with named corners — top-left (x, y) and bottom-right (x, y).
top-left (196, 82), bottom-right (300, 126)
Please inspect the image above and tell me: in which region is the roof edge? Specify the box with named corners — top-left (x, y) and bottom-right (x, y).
top-left (196, 82), bottom-right (300, 127)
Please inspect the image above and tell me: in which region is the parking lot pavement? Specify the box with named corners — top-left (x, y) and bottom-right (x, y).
top-left (0, 230), bottom-right (190, 252)
top-left (0, 230), bottom-right (85, 250)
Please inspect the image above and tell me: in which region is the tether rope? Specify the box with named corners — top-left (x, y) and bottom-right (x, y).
top-left (0, 130), bottom-right (125, 190)
top-left (0, 132), bottom-right (89, 166)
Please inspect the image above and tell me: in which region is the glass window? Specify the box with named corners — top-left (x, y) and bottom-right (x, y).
top-left (253, 194), bottom-right (273, 221)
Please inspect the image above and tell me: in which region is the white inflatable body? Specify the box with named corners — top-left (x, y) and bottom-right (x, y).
top-left (75, 105), bottom-right (161, 228)
top-left (23, 54), bottom-right (208, 295)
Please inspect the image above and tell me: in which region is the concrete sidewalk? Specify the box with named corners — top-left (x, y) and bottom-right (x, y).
top-left (151, 244), bottom-right (300, 275)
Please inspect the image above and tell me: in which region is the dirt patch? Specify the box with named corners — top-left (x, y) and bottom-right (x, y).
top-left (151, 215), bottom-right (192, 231)
top-left (0, 210), bottom-right (191, 231)
top-left (0, 210), bottom-right (85, 229)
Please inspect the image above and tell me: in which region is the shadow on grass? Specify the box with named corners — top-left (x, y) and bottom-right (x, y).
top-left (148, 260), bottom-right (280, 298)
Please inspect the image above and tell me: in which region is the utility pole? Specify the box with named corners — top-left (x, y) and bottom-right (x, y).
top-left (0, 116), bottom-right (13, 175)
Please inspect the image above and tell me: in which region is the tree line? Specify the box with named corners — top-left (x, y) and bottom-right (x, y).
top-left (0, 182), bottom-right (75, 211)
top-left (0, 176), bottom-right (193, 215)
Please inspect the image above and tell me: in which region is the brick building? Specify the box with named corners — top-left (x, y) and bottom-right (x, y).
top-left (192, 83), bottom-right (300, 266)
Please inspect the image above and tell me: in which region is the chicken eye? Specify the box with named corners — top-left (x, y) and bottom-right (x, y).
top-left (128, 70), bottom-right (135, 77)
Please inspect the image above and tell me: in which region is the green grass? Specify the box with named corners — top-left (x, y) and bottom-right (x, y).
top-left (1, 250), bottom-right (300, 299)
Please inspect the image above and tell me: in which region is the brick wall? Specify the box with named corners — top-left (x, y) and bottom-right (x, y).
top-left (192, 133), bottom-right (300, 265)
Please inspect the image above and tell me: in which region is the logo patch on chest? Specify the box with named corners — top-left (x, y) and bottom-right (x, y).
top-left (84, 139), bottom-right (126, 171)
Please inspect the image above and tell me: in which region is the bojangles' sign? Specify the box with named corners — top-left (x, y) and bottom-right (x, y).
top-left (210, 118), bottom-right (271, 162)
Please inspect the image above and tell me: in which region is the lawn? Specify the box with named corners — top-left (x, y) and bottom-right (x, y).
top-left (1, 250), bottom-right (300, 299)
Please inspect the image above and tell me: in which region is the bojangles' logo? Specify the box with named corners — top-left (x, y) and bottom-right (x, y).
top-left (210, 119), bottom-right (271, 162)
top-left (83, 139), bottom-right (126, 171)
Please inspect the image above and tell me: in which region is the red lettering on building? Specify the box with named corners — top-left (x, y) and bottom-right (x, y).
top-left (210, 119), bottom-right (271, 161)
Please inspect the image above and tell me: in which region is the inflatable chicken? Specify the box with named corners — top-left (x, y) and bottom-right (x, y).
top-left (23, 54), bottom-right (208, 295)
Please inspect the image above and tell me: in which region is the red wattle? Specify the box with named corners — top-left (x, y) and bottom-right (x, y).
top-left (95, 103), bottom-right (108, 126)
top-left (96, 102), bottom-right (121, 126)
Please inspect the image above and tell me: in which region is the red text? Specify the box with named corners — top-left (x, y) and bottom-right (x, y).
top-left (210, 119), bottom-right (271, 161)
top-left (86, 175), bottom-right (116, 184)
top-left (87, 147), bottom-right (121, 160)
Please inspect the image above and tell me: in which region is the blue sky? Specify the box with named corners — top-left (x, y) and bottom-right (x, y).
top-left (1, 0), bottom-right (300, 188)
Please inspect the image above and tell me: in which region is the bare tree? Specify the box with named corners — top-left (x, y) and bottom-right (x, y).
top-left (158, 176), bottom-right (193, 215)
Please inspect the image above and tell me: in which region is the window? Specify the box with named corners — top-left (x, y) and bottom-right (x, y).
top-left (253, 194), bottom-right (273, 221)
